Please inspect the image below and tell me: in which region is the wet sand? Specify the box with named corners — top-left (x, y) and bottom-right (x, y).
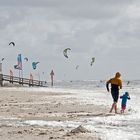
top-left (0, 87), bottom-right (108, 140)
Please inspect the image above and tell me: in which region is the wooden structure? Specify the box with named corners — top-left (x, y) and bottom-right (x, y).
top-left (0, 74), bottom-right (47, 87)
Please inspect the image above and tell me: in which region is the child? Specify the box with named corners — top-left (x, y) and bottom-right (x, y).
top-left (120, 92), bottom-right (130, 113)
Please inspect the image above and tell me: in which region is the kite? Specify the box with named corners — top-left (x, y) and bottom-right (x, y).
top-left (9, 42), bottom-right (15, 46)
top-left (14, 65), bottom-right (19, 69)
top-left (63, 48), bottom-right (71, 58)
top-left (76, 65), bottom-right (79, 70)
top-left (90, 57), bottom-right (95, 66)
top-left (1, 58), bottom-right (4, 61)
top-left (24, 57), bottom-right (28, 61)
top-left (32, 62), bottom-right (39, 70)
top-left (14, 54), bottom-right (22, 70)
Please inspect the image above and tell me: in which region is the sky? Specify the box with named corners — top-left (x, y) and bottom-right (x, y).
top-left (0, 0), bottom-right (140, 81)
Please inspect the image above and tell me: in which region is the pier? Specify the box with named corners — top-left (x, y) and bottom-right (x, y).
top-left (0, 74), bottom-right (47, 87)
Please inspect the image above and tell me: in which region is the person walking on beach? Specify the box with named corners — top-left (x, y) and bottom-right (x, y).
top-left (120, 92), bottom-right (130, 114)
top-left (10, 69), bottom-right (13, 83)
top-left (29, 73), bottom-right (33, 87)
top-left (106, 72), bottom-right (122, 113)
top-left (50, 70), bottom-right (54, 86)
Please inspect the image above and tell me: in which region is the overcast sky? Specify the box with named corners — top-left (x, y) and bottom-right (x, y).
top-left (0, 0), bottom-right (140, 81)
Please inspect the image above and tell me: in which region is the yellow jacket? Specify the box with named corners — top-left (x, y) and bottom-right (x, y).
top-left (106, 72), bottom-right (122, 91)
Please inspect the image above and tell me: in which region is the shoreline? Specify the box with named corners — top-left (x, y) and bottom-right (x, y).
top-left (0, 87), bottom-right (109, 140)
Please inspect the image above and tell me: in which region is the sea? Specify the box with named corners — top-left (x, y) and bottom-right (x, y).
top-left (1, 80), bottom-right (140, 140)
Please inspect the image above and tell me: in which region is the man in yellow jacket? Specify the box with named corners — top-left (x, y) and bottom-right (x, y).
top-left (106, 72), bottom-right (122, 113)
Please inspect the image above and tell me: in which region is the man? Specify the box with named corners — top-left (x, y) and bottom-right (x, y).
top-left (10, 69), bottom-right (13, 83)
top-left (106, 72), bottom-right (122, 113)
top-left (50, 70), bottom-right (54, 86)
top-left (29, 73), bottom-right (33, 86)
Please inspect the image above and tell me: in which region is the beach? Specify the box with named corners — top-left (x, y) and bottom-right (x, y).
top-left (0, 80), bottom-right (139, 140)
top-left (1, 0), bottom-right (140, 139)
top-left (0, 85), bottom-right (108, 140)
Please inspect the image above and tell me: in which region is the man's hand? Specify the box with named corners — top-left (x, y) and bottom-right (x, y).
top-left (106, 83), bottom-right (109, 92)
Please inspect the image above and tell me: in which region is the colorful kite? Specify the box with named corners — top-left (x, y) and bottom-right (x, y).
top-left (32, 62), bottom-right (39, 70)
top-left (14, 54), bottom-right (22, 70)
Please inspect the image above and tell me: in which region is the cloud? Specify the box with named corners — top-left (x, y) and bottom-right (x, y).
top-left (0, 0), bottom-right (140, 80)
top-left (0, 0), bottom-right (132, 19)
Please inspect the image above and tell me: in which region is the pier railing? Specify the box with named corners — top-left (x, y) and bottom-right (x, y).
top-left (0, 74), bottom-right (47, 87)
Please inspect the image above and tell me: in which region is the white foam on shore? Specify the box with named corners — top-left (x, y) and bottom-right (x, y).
top-left (17, 111), bottom-right (140, 140)
top-left (0, 86), bottom-right (99, 94)
top-left (0, 81), bottom-right (140, 139)
top-left (22, 86), bottom-right (140, 139)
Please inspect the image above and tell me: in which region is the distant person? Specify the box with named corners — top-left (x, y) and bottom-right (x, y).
top-left (106, 72), bottom-right (122, 113)
top-left (10, 69), bottom-right (13, 83)
top-left (29, 73), bottom-right (33, 86)
top-left (50, 70), bottom-right (54, 86)
top-left (120, 92), bottom-right (130, 114)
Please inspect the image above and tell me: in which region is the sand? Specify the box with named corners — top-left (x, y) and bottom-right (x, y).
top-left (0, 86), bottom-right (108, 140)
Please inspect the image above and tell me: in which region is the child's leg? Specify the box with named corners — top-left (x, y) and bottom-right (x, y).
top-left (121, 109), bottom-right (124, 113)
top-left (121, 104), bottom-right (125, 113)
top-left (121, 105), bottom-right (123, 113)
